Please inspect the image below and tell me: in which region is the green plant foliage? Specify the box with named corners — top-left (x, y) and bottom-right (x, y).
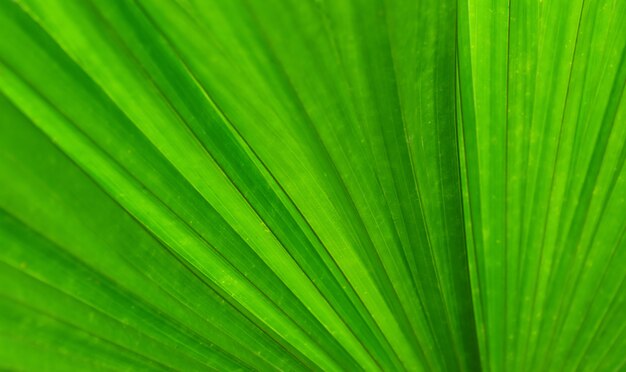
top-left (1, 0), bottom-right (625, 371)
top-left (458, 0), bottom-right (626, 370)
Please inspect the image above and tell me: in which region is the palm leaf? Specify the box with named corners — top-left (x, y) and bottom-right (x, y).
top-left (1, 0), bottom-right (625, 370)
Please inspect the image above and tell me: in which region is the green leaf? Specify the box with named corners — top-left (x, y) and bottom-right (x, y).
top-left (1, 0), bottom-right (625, 370)
top-left (457, 0), bottom-right (626, 370)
